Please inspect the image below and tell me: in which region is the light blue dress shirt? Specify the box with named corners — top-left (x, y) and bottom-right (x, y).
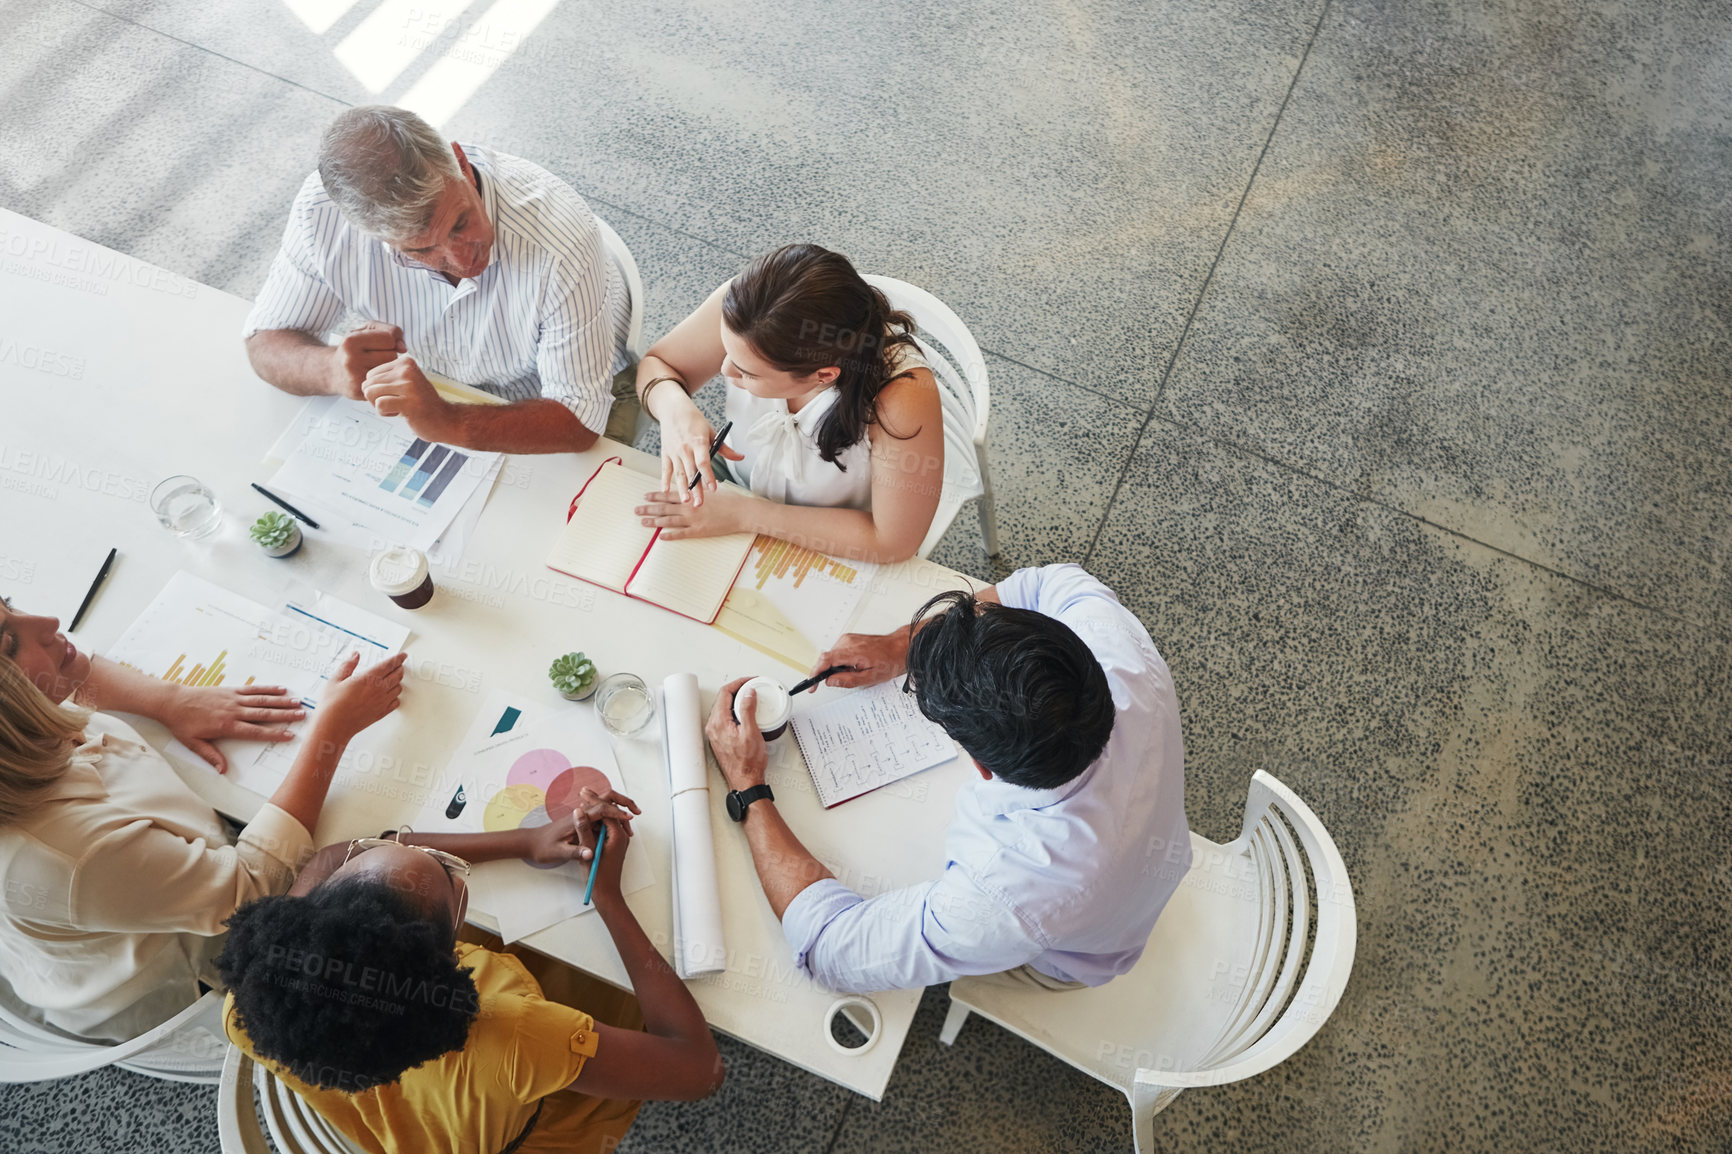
top-left (244, 145), bottom-right (628, 434)
top-left (781, 564), bottom-right (1191, 992)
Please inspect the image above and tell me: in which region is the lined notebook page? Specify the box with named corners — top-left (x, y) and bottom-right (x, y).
top-left (546, 462), bottom-right (659, 592)
top-left (629, 530), bottom-right (758, 622)
top-left (792, 681), bottom-right (956, 807)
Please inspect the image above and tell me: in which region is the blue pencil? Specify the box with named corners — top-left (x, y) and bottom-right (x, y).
top-left (583, 824), bottom-right (608, 906)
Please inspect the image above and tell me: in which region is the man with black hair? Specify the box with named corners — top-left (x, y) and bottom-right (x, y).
top-left (705, 564), bottom-right (1190, 994)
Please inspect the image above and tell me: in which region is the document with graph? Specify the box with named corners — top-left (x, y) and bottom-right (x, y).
top-left (546, 458), bottom-right (757, 624)
top-left (792, 681), bottom-right (956, 808)
top-left (104, 571), bottom-right (409, 793)
top-left (414, 691), bottom-right (655, 942)
top-left (265, 395), bottom-right (502, 553)
top-left (712, 537), bottom-right (878, 670)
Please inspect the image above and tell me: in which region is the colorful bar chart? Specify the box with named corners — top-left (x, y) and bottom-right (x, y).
top-left (159, 649), bottom-right (254, 688)
top-left (379, 438), bottom-right (430, 493)
top-left (377, 437), bottom-right (470, 507)
top-left (750, 536), bottom-right (861, 589)
top-left (417, 449), bottom-right (469, 507)
top-left (400, 444), bottom-right (450, 499)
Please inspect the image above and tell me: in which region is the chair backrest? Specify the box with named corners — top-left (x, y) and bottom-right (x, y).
top-left (0, 988), bottom-right (226, 1084)
top-left (1147, 770), bottom-right (1358, 1090)
top-left (220, 1044), bottom-right (368, 1154)
top-left (593, 213), bottom-right (647, 363)
top-left (862, 273), bottom-right (990, 446)
top-left (219, 1044), bottom-right (272, 1154)
top-left (861, 275), bottom-right (990, 556)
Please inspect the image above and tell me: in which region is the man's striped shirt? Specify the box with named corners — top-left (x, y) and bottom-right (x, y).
top-left (244, 145), bottom-right (628, 434)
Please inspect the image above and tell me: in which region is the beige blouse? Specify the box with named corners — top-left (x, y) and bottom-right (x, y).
top-left (0, 712), bottom-right (312, 1041)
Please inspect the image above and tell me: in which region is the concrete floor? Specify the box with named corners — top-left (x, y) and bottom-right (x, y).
top-left (3, 0), bottom-right (1730, 1150)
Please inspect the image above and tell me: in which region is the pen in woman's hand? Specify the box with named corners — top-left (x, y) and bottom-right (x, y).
top-left (582, 823), bottom-right (608, 907)
top-left (688, 421), bottom-right (735, 491)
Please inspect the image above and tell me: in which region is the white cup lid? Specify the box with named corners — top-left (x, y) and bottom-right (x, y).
top-left (735, 676), bottom-right (791, 730)
top-left (369, 546), bottom-right (429, 595)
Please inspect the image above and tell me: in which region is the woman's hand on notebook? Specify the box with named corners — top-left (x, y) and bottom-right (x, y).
top-left (637, 486), bottom-right (749, 540)
top-left (810, 627), bottom-right (911, 690)
top-left (657, 404), bottom-right (742, 508)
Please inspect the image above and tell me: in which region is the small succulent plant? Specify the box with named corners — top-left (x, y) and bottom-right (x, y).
top-left (549, 652), bottom-right (598, 699)
top-left (249, 511), bottom-right (300, 553)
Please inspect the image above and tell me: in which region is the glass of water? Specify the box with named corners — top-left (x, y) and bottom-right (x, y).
top-left (594, 673), bottom-right (655, 737)
top-left (150, 475), bottom-right (222, 539)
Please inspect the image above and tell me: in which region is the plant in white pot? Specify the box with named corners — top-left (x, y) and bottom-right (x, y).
top-left (249, 511), bottom-right (303, 558)
top-left (549, 652), bottom-right (598, 701)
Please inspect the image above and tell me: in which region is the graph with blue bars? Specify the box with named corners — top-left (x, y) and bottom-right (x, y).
top-left (378, 438), bottom-right (470, 507)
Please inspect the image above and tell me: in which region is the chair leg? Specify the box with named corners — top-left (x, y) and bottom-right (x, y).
top-left (939, 999), bottom-right (970, 1046)
top-left (1128, 1080), bottom-right (1180, 1154)
top-left (974, 445), bottom-right (1001, 556)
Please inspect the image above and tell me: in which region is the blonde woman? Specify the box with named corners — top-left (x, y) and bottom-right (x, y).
top-left (0, 597), bottom-right (404, 1040)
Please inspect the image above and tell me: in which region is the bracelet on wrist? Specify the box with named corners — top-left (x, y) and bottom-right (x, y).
top-left (639, 376), bottom-right (685, 421)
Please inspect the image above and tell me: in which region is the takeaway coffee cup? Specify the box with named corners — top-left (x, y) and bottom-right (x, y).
top-left (369, 546), bottom-right (434, 610)
top-left (732, 676), bottom-right (792, 741)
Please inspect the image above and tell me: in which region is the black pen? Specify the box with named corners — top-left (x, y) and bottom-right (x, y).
top-left (251, 483), bottom-right (321, 529)
top-left (69, 548), bottom-right (116, 632)
top-left (688, 421), bottom-right (735, 490)
top-left (789, 665), bottom-right (855, 696)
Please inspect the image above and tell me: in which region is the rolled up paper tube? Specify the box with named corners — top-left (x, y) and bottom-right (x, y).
top-left (663, 673), bottom-right (710, 795)
top-left (670, 791), bottom-right (727, 976)
top-left (662, 673), bottom-right (726, 977)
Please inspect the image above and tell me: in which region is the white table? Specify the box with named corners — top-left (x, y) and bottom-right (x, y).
top-left (0, 208), bottom-right (977, 1099)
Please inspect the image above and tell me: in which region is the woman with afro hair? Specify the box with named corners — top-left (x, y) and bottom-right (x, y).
top-left (218, 788), bottom-right (722, 1154)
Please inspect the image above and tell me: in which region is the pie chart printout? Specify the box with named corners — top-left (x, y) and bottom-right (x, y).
top-left (482, 749), bottom-right (613, 870)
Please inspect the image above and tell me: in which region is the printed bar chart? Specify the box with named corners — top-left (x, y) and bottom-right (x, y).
top-left (418, 450), bottom-right (469, 507)
top-left (401, 444), bottom-right (450, 500)
top-left (107, 572), bottom-right (410, 796)
top-left (377, 437), bottom-right (469, 507)
top-left (714, 537), bottom-right (876, 670)
top-left (160, 649), bottom-right (251, 688)
top-left (379, 438), bottom-right (430, 492)
top-left (268, 396), bottom-right (501, 554)
top-left (751, 537), bottom-right (862, 589)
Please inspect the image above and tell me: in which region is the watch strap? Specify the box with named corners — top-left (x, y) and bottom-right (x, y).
top-left (730, 783), bottom-right (775, 821)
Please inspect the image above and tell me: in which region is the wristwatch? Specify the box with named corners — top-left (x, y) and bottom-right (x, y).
top-left (726, 784), bottom-right (775, 823)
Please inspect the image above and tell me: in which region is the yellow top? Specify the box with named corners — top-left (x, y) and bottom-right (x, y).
top-left (224, 941), bottom-right (640, 1154)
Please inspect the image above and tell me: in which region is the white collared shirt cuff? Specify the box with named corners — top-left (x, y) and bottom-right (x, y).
top-left (995, 566), bottom-right (1042, 611)
top-left (548, 383), bottom-right (612, 437)
top-left (781, 877), bottom-right (864, 976)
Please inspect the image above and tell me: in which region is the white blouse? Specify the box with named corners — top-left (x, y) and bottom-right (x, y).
top-left (0, 712), bottom-right (312, 1040)
top-left (724, 340), bottom-right (929, 510)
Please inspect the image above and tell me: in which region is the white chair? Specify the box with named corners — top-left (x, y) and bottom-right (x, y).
top-left (592, 212), bottom-right (647, 366)
top-left (862, 274), bottom-right (1002, 558)
top-left (593, 212), bottom-right (653, 447)
top-left (0, 987), bottom-right (227, 1084)
top-left (220, 1043), bottom-right (368, 1154)
top-left (939, 770), bottom-right (1357, 1152)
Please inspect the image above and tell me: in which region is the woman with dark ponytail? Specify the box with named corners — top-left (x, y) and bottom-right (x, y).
top-left (632, 244), bottom-right (945, 563)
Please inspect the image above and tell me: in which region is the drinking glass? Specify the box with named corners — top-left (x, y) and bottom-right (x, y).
top-left (594, 673), bottom-right (655, 737)
top-left (150, 475), bottom-right (222, 539)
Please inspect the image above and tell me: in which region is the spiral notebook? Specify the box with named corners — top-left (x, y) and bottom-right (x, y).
top-left (792, 681), bottom-right (957, 808)
top-left (546, 458), bottom-right (757, 625)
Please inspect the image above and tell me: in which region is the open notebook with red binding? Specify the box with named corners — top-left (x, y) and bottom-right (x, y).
top-left (546, 457), bottom-right (757, 625)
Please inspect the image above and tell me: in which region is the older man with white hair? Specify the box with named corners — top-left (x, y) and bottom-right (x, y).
top-left (244, 106), bottom-right (634, 452)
